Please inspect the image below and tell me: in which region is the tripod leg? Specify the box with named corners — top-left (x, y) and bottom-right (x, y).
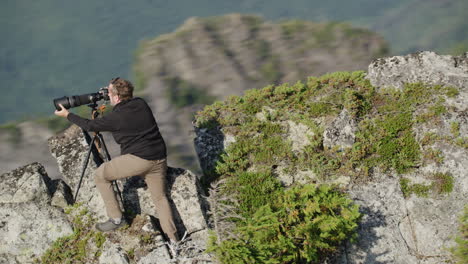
top-left (74, 135), bottom-right (97, 203)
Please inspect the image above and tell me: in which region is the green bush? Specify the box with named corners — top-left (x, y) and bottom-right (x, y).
top-left (208, 184), bottom-right (361, 264)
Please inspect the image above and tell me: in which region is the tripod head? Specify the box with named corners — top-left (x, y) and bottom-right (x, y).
top-left (86, 101), bottom-right (107, 120)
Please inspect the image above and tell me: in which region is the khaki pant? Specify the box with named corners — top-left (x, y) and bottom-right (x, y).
top-left (94, 154), bottom-right (178, 241)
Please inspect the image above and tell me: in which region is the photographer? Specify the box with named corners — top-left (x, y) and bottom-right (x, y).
top-left (54, 77), bottom-right (179, 242)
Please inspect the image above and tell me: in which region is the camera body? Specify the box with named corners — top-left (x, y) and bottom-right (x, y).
top-left (53, 88), bottom-right (109, 110)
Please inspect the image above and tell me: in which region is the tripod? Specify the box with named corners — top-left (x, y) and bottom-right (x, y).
top-left (73, 102), bottom-right (123, 208)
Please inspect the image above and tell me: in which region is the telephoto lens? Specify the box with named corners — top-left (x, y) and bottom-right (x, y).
top-left (53, 93), bottom-right (96, 110)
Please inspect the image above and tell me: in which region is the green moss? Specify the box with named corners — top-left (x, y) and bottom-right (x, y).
top-left (423, 148), bottom-right (444, 165)
top-left (139, 234), bottom-right (153, 244)
top-left (431, 172), bottom-right (454, 194)
top-left (451, 121), bottom-right (461, 137)
top-left (94, 232), bottom-right (106, 248)
top-left (445, 86), bottom-right (460, 98)
top-left (400, 178), bottom-right (430, 198)
top-left (455, 137), bottom-right (468, 149)
top-left (400, 172), bottom-right (454, 198)
top-left (420, 132), bottom-right (441, 146)
top-left (126, 248), bottom-right (135, 260)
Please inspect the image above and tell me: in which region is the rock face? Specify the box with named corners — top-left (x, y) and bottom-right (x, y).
top-left (368, 51), bottom-right (468, 91)
top-left (0, 163), bottom-right (73, 263)
top-left (47, 125), bottom-right (211, 263)
top-left (135, 13), bottom-right (388, 173)
top-left (48, 125), bottom-right (107, 219)
top-left (194, 52), bottom-right (468, 264)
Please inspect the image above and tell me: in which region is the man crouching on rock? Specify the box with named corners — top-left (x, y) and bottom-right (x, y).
top-left (54, 77), bottom-right (180, 242)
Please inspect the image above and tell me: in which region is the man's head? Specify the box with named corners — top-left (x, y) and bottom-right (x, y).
top-left (108, 77), bottom-right (134, 105)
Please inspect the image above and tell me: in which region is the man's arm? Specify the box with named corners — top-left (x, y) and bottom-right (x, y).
top-left (55, 104), bottom-right (120, 132)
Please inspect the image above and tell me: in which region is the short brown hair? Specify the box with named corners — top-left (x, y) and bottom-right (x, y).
top-left (110, 77), bottom-right (134, 101)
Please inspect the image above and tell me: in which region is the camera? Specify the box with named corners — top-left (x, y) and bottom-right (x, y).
top-left (53, 88), bottom-right (109, 110)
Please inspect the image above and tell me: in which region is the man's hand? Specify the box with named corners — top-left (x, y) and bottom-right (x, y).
top-left (54, 104), bottom-right (70, 118)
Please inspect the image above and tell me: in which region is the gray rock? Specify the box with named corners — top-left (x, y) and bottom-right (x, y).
top-left (99, 241), bottom-right (129, 264)
top-left (344, 172), bottom-right (419, 264)
top-left (0, 162), bottom-right (51, 204)
top-left (0, 163), bottom-right (73, 264)
top-left (285, 120), bottom-right (315, 152)
top-left (194, 126), bottom-right (226, 176)
top-left (137, 246), bottom-right (171, 264)
top-left (48, 125), bottom-right (107, 218)
top-left (367, 51), bottom-right (468, 91)
top-left (0, 202), bottom-right (73, 264)
top-left (167, 168), bottom-right (209, 234)
top-left (323, 109), bottom-right (357, 150)
top-left (50, 179), bottom-right (74, 209)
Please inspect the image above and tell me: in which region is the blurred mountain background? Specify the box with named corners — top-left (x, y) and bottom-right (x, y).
top-left (1, 0), bottom-right (467, 124)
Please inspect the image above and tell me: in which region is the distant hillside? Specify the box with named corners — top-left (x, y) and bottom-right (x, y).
top-left (1, 0), bottom-right (467, 124)
top-left (135, 14), bottom-right (387, 171)
top-left (369, 0), bottom-right (468, 54)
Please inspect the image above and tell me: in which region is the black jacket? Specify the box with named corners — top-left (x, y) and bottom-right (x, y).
top-left (67, 97), bottom-right (167, 160)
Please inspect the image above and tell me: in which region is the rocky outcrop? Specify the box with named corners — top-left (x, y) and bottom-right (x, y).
top-left (194, 52), bottom-right (468, 263)
top-left (135, 13), bottom-right (388, 173)
top-left (0, 163), bottom-right (73, 263)
top-left (368, 51), bottom-right (468, 91)
top-left (46, 124), bottom-right (211, 263)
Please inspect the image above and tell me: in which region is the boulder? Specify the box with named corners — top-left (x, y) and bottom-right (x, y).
top-left (0, 163), bottom-right (73, 263)
top-left (48, 125), bottom-right (107, 219)
top-left (48, 124), bottom-right (211, 261)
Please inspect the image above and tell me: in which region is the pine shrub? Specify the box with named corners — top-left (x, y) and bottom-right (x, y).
top-left (208, 184), bottom-right (361, 264)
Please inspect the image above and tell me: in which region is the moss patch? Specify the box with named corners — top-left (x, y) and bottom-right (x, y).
top-left (400, 172), bottom-right (454, 198)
